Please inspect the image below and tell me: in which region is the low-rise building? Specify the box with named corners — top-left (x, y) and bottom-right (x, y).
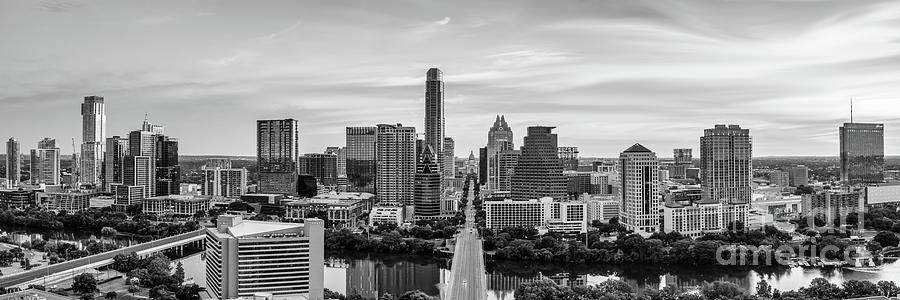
top-left (752, 195), bottom-right (802, 215)
top-left (583, 195), bottom-right (619, 222)
top-left (205, 215), bottom-right (324, 300)
top-left (0, 189), bottom-right (36, 209)
top-left (662, 201), bottom-right (749, 238)
top-left (368, 206), bottom-right (404, 227)
top-left (89, 195), bottom-right (116, 208)
top-left (283, 193), bottom-right (371, 229)
top-left (864, 184), bottom-right (900, 206)
top-left (802, 189), bottom-right (863, 224)
top-left (484, 197), bottom-right (588, 233)
top-left (143, 195), bottom-right (211, 217)
top-left (42, 191), bottom-right (101, 211)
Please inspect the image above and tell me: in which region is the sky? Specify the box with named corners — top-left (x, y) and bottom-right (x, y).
top-left (2, 0), bottom-right (900, 157)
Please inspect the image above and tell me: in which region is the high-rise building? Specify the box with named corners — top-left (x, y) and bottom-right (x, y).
top-left (486, 115), bottom-right (514, 189)
top-left (558, 147), bottom-right (579, 171)
top-left (202, 166), bottom-right (248, 198)
top-left (442, 137), bottom-right (455, 179)
top-left (497, 150), bottom-right (520, 192)
top-left (839, 123), bottom-right (884, 184)
top-left (414, 144), bottom-right (441, 218)
top-left (478, 147), bottom-right (488, 184)
top-left (155, 135), bottom-right (180, 196)
top-left (672, 148), bottom-right (693, 179)
top-left (5, 138), bottom-right (20, 186)
top-left (206, 215), bottom-right (324, 300)
top-left (700, 125), bottom-right (752, 204)
top-left (345, 127), bottom-right (376, 193)
top-left (790, 165), bottom-right (810, 187)
top-left (300, 153), bottom-right (337, 186)
top-left (103, 136), bottom-right (129, 192)
top-left (29, 138), bottom-right (60, 185)
top-left (126, 130), bottom-right (157, 198)
top-left (123, 155), bottom-right (152, 200)
top-left (141, 116), bottom-right (165, 135)
top-left (206, 158), bottom-right (232, 169)
top-left (80, 96), bottom-right (106, 186)
top-left (424, 68), bottom-right (445, 179)
top-left (619, 143), bottom-right (661, 233)
top-left (375, 124), bottom-right (417, 205)
top-left (511, 126), bottom-right (567, 201)
top-left (325, 147), bottom-right (346, 177)
top-left (257, 119), bottom-right (300, 195)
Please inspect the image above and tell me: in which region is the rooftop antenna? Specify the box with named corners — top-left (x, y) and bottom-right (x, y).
top-left (850, 98), bottom-right (854, 123)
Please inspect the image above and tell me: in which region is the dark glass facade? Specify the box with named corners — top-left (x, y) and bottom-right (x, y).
top-left (840, 123), bottom-right (884, 184)
top-left (345, 127), bottom-right (376, 193)
top-left (155, 135), bottom-right (180, 196)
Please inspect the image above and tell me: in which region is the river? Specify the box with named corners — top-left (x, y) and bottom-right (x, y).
top-left (173, 251), bottom-right (900, 300)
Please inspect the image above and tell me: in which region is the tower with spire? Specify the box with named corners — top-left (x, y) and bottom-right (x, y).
top-left (486, 115), bottom-right (514, 190)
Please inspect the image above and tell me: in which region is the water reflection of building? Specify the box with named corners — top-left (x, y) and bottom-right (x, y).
top-left (486, 272), bottom-right (588, 299)
top-left (660, 274), bottom-right (752, 292)
top-left (341, 258), bottom-right (440, 299)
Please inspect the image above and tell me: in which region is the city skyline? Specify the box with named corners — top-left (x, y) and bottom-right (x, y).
top-left (3, 0), bottom-right (900, 157)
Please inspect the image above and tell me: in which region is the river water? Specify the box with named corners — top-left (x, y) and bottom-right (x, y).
top-left (173, 251), bottom-right (900, 300)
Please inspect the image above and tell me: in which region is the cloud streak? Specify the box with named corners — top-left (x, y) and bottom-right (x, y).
top-left (1, 0), bottom-right (899, 157)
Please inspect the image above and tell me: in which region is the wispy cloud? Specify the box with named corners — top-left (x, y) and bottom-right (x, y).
top-left (434, 17), bottom-right (451, 26)
top-left (267, 19), bottom-right (303, 39)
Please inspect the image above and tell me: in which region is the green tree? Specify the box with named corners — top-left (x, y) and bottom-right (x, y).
top-left (874, 231), bottom-right (899, 248)
top-left (756, 280), bottom-right (773, 298)
top-left (842, 280), bottom-right (879, 298)
top-left (71, 273), bottom-right (98, 295)
top-left (104, 291), bottom-right (117, 299)
top-left (173, 262), bottom-right (185, 283)
top-left (175, 283), bottom-right (202, 300)
top-left (700, 281), bottom-right (746, 300)
top-left (878, 280), bottom-right (900, 297)
top-left (802, 278), bottom-right (843, 300)
top-left (397, 290), bottom-right (436, 300)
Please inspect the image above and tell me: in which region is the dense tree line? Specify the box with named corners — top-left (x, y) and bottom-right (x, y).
top-left (513, 277), bottom-right (900, 300)
top-left (483, 225), bottom-right (801, 265)
top-left (326, 228), bottom-right (437, 255)
top-left (0, 207), bottom-right (200, 237)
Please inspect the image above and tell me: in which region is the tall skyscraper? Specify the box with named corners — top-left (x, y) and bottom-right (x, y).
top-left (840, 123), bottom-right (884, 184)
top-left (700, 125), bottom-right (752, 204)
top-left (414, 144), bottom-right (441, 218)
top-left (375, 124), bottom-right (417, 205)
top-left (155, 135), bottom-right (180, 196)
top-left (5, 138), bottom-right (20, 186)
top-left (510, 126), bottom-right (567, 201)
top-left (257, 119), bottom-right (300, 195)
top-left (123, 155), bottom-right (152, 200)
top-left (30, 138), bottom-right (60, 185)
top-left (80, 96), bottom-right (106, 186)
top-left (424, 68), bottom-right (445, 179)
top-left (486, 115), bottom-right (514, 189)
top-left (442, 137), bottom-right (455, 179)
top-left (671, 148), bottom-right (693, 179)
top-left (126, 130), bottom-right (157, 198)
top-left (619, 143), bottom-right (661, 233)
top-left (300, 153), bottom-right (337, 186)
top-left (103, 136), bottom-right (129, 192)
top-left (325, 146), bottom-right (346, 177)
top-left (346, 127), bottom-right (377, 193)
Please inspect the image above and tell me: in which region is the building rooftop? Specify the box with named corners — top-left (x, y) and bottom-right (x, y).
top-left (213, 215), bottom-right (305, 238)
top-left (623, 143), bottom-right (652, 153)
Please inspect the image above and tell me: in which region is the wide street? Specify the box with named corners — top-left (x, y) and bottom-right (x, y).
top-left (445, 182), bottom-right (487, 300)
